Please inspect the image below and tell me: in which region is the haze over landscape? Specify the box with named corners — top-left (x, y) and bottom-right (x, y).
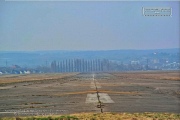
top-left (0, 1), bottom-right (179, 51)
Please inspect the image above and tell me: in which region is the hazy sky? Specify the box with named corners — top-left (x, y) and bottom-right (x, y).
top-left (0, 1), bottom-right (179, 51)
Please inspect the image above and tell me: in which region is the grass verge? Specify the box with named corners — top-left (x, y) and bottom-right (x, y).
top-left (0, 112), bottom-right (180, 120)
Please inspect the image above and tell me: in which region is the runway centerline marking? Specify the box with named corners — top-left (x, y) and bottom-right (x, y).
top-left (90, 81), bottom-right (101, 88)
top-left (86, 74), bottom-right (114, 103)
top-left (86, 93), bottom-right (114, 103)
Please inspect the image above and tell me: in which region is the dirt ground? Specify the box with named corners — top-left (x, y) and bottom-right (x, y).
top-left (0, 71), bottom-right (179, 117)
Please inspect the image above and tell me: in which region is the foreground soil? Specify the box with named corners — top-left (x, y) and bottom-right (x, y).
top-left (0, 71), bottom-right (179, 118)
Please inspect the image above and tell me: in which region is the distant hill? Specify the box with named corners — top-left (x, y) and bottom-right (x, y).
top-left (0, 48), bottom-right (179, 67)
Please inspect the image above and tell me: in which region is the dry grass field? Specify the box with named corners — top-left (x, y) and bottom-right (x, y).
top-left (112, 71), bottom-right (180, 81)
top-left (0, 73), bottom-right (79, 84)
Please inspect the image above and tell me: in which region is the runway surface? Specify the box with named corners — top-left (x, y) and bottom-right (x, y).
top-left (0, 72), bottom-right (179, 117)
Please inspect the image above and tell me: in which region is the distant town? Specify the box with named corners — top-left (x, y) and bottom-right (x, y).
top-left (0, 49), bottom-right (179, 74)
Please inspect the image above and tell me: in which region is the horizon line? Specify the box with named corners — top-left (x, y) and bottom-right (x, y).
top-left (0, 48), bottom-right (179, 52)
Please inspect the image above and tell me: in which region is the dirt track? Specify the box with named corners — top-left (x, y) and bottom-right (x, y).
top-left (0, 71), bottom-right (179, 117)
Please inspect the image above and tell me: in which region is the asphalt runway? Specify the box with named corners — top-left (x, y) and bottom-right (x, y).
top-left (0, 72), bottom-right (179, 117)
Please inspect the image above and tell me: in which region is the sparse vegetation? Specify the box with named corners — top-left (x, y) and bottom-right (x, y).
top-left (0, 113), bottom-right (180, 120)
top-left (0, 115), bottom-right (79, 120)
top-left (0, 73), bottom-right (78, 84)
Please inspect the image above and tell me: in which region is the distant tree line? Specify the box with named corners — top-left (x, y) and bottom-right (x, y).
top-left (50, 59), bottom-right (112, 73)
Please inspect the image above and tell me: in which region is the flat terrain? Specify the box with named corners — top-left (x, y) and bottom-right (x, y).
top-left (0, 71), bottom-right (179, 117)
